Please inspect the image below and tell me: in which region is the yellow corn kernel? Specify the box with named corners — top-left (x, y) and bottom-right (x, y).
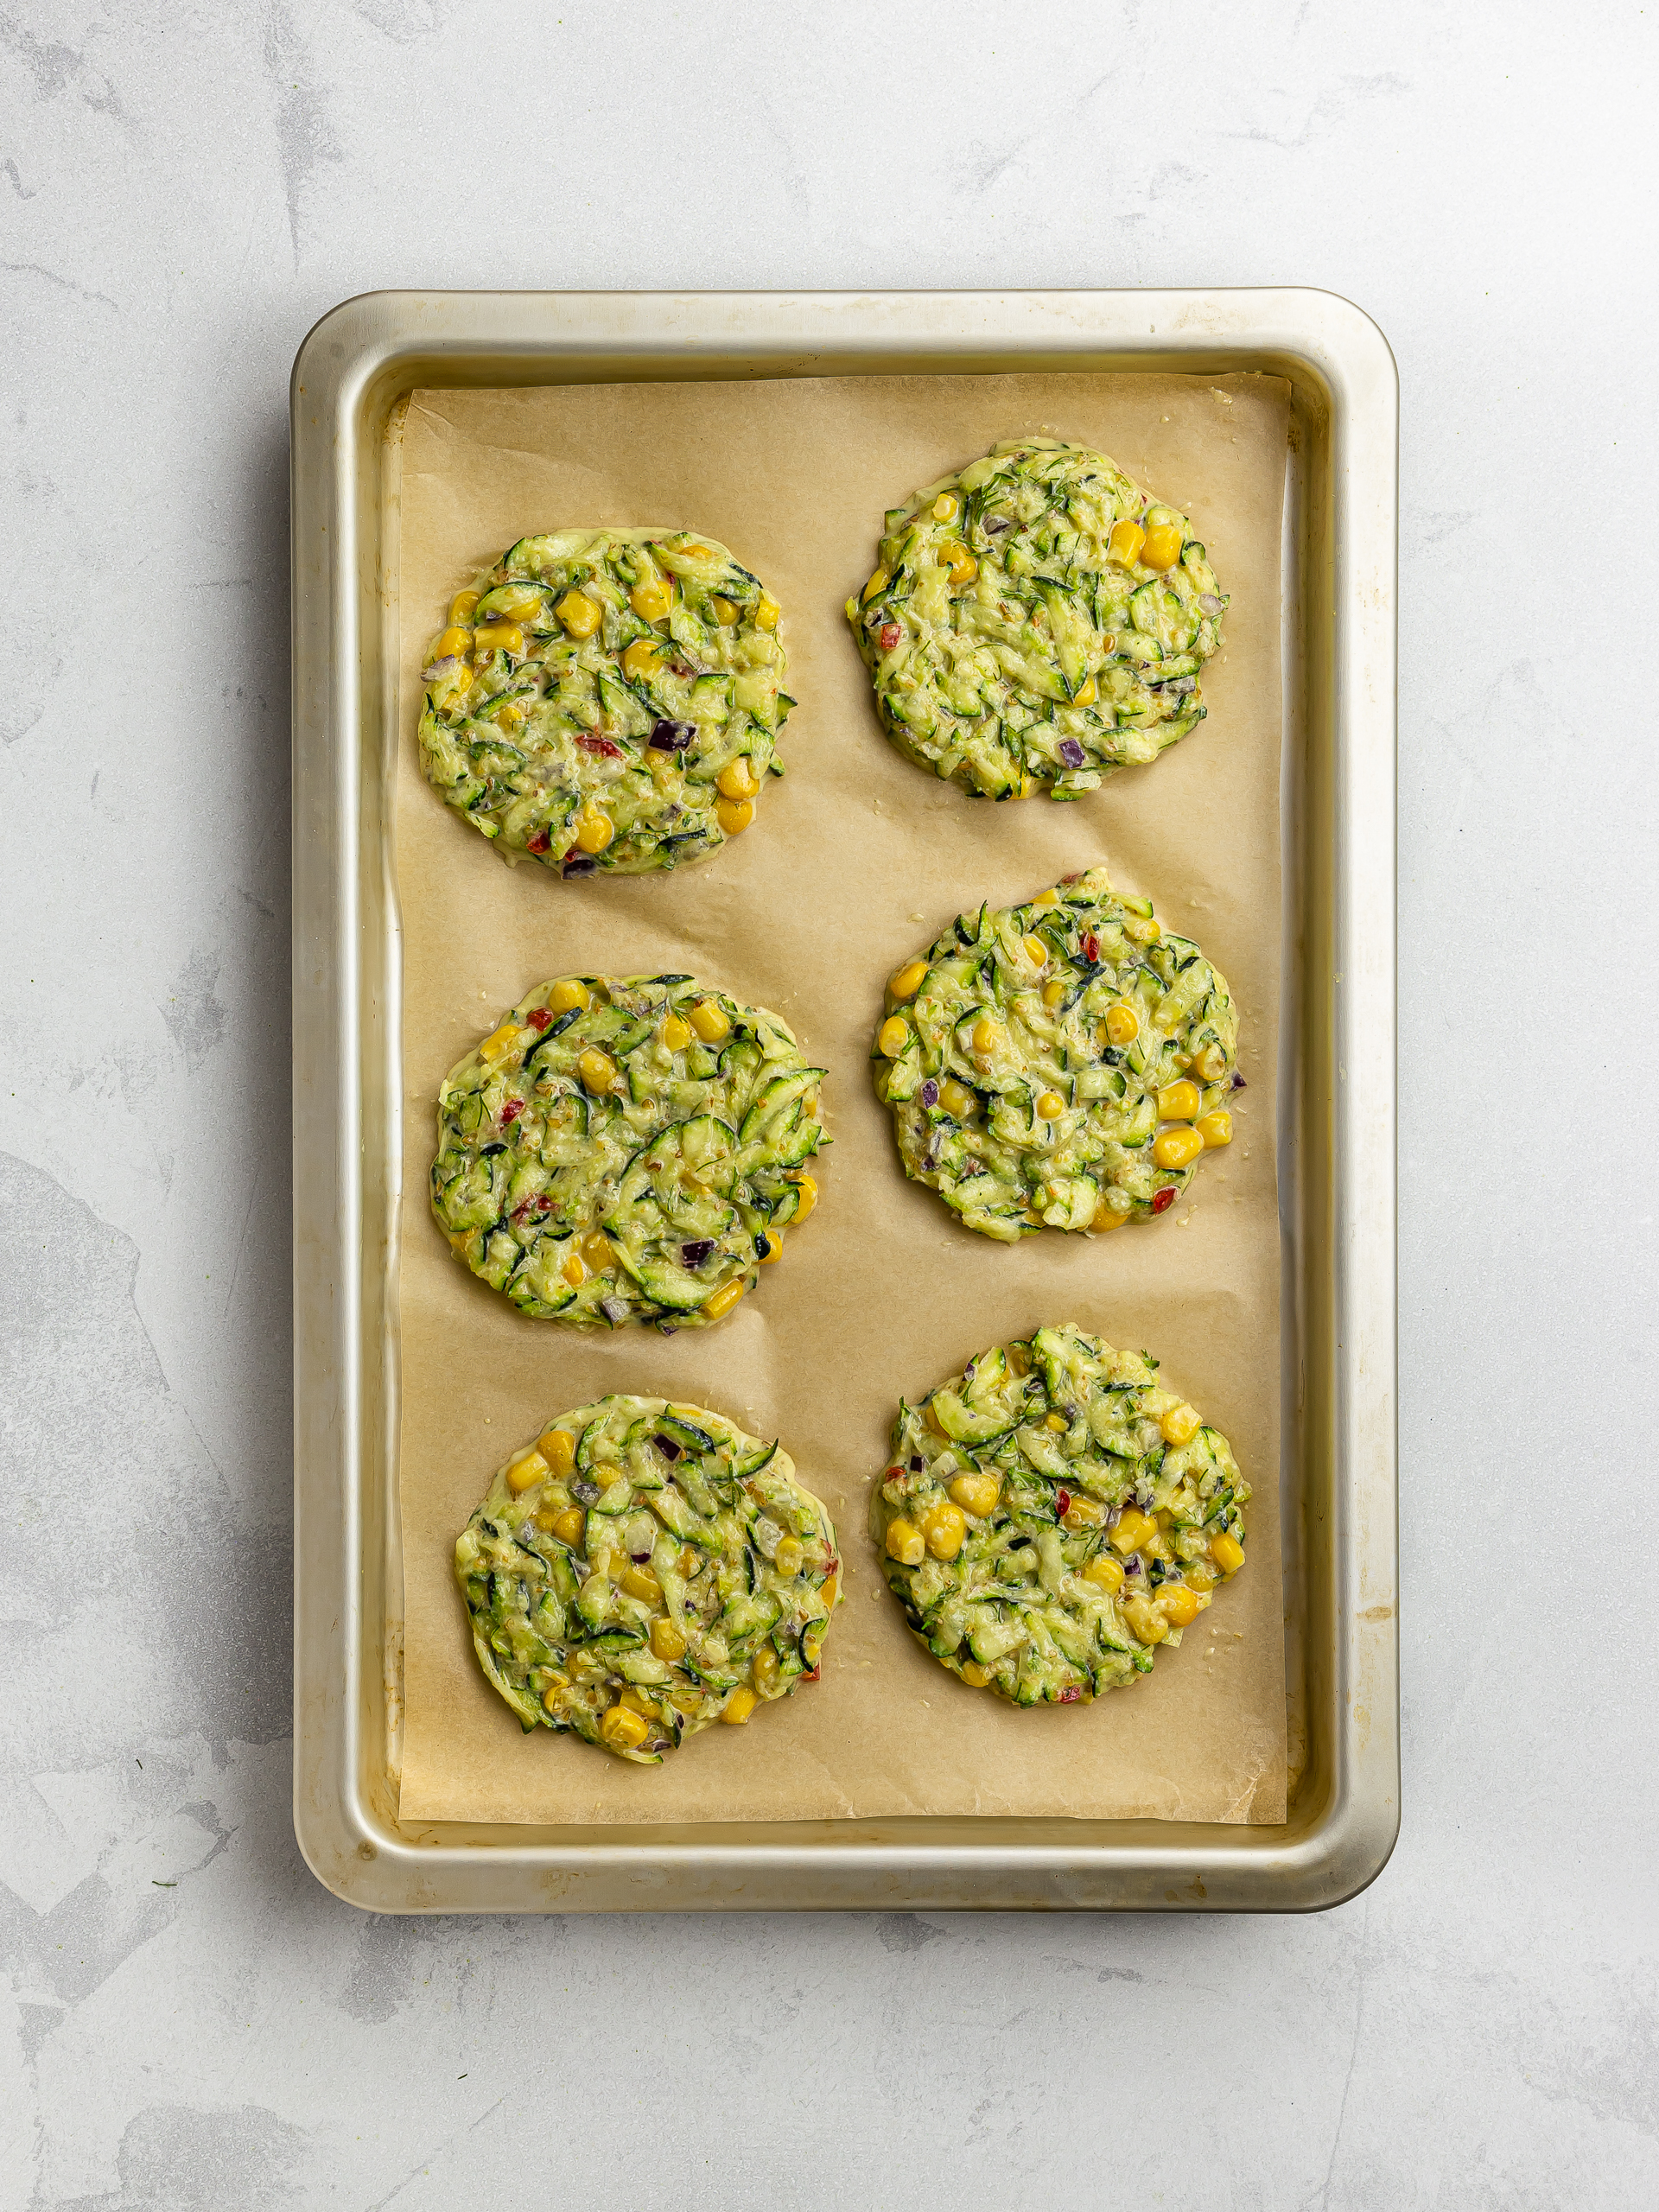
top-left (1045, 1411), bottom-right (1069, 1433)
top-left (1160, 1402), bottom-right (1201, 1446)
top-left (473, 621), bottom-right (525, 657)
top-left (1109, 518), bottom-right (1147, 566)
top-left (1091, 1199), bottom-right (1129, 1232)
top-left (620, 639), bottom-right (661, 681)
top-left (758, 1230), bottom-right (784, 1263)
top-left (479, 1021), bottom-right (523, 1065)
top-left (650, 1617), bottom-right (687, 1662)
top-left (620, 1563), bottom-right (662, 1605)
top-left (721, 1686), bottom-right (758, 1725)
top-left (1153, 1126), bottom-right (1204, 1171)
top-left (1074, 676), bottom-right (1096, 705)
top-left (1196, 1109), bottom-right (1233, 1148)
top-left (931, 491), bottom-right (960, 523)
top-left (890, 959), bottom-right (929, 1001)
top-left (582, 1231), bottom-right (614, 1268)
top-left (548, 978), bottom-right (591, 1014)
top-left (578, 1047), bottom-right (617, 1094)
top-left (1104, 1003), bottom-right (1140, 1046)
top-left (1192, 1041), bottom-right (1229, 1083)
top-left (1141, 520), bottom-right (1184, 571)
top-left (1112, 1507), bottom-right (1159, 1556)
top-left (1042, 978), bottom-right (1065, 1007)
top-left (715, 796), bottom-right (754, 836)
top-left (710, 594), bottom-right (740, 626)
top-left (702, 1279), bottom-right (747, 1321)
top-left (493, 700), bottom-right (526, 731)
top-left (600, 1704), bottom-right (650, 1749)
top-left (1123, 916), bottom-right (1161, 945)
top-left (629, 575), bottom-right (671, 622)
top-left (1124, 1595), bottom-right (1168, 1646)
top-left (680, 543), bottom-right (714, 561)
top-left (920, 1501), bottom-right (968, 1560)
top-left (753, 1645), bottom-right (781, 1695)
top-left (539, 1428), bottom-right (576, 1478)
top-left (1185, 1561), bottom-right (1217, 1593)
top-left (1022, 934), bottom-right (1049, 968)
top-left (1157, 1583), bottom-right (1202, 1627)
top-left (449, 590), bottom-right (481, 625)
top-left (787, 1173), bottom-right (817, 1222)
top-left (940, 1077), bottom-right (976, 1116)
top-left (821, 1571), bottom-right (839, 1610)
top-left (573, 807), bottom-right (613, 855)
top-left (886, 1517), bottom-right (925, 1566)
top-left (861, 568), bottom-right (889, 604)
top-left (959, 1661), bottom-right (994, 1688)
top-left (434, 625), bottom-right (470, 659)
top-left (1211, 1531), bottom-right (1246, 1576)
top-left (1063, 1497), bottom-right (1105, 1532)
top-left (755, 592), bottom-right (780, 630)
top-left (1036, 1090), bottom-right (1065, 1121)
top-left (689, 998), bottom-right (730, 1043)
top-left (662, 1012), bottom-right (692, 1052)
top-left (556, 588), bottom-right (601, 638)
top-left (878, 1015), bottom-right (910, 1059)
top-left (1083, 1554), bottom-right (1125, 1594)
top-left (540, 1675), bottom-right (569, 1711)
top-left (773, 1535), bottom-right (804, 1577)
top-left (545, 1506), bottom-right (584, 1548)
top-left (716, 755), bottom-right (760, 801)
top-left (1157, 1079), bottom-right (1202, 1122)
top-left (938, 540), bottom-right (977, 587)
top-left (562, 1250), bottom-right (585, 1297)
top-left (505, 1447), bottom-right (548, 1495)
top-left (949, 1472), bottom-right (1001, 1517)
top-left (971, 1016), bottom-right (997, 1055)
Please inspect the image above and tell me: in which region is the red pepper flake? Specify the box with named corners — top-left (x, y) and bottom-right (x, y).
top-left (525, 829), bottom-right (551, 855)
top-left (1056, 1488), bottom-right (1071, 1516)
top-left (1059, 871), bottom-right (1083, 885)
top-left (804, 1666), bottom-right (822, 1683)
top-left (877, 622), bottom-right (902, 651)
top-left (1151, 1187), bottom-right (1176, 1214)
top-left (1058, 1685), bottom-right (1083, 1703)
top-left (500, 1098), bottom-right (525, 1125)
top-left (1081, 932), bottom-right (1100, 963)
top-left (525, 1007), bottom-right (552, 1031)
top-left (575, 734), bottom-right (623, 759)
top-left (886, 1465), bottom-right (905, 1480)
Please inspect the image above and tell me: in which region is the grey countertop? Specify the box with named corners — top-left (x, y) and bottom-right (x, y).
top-left (3, 3), bottom-right (1656, 2204)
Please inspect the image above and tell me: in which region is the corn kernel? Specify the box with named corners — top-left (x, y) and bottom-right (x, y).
top-left (1074, 676), bottom-right (1096, 705)
top-left (630, 575), bottom-right (671, 621)
top-left (715, 795), bottom-right (754, 836)
top-left (758, 1230), bottom-right (784, 1263)
top-left (435, 625), bottom-right (470, 658)
top-left (620, 639), bottom-right (661, 681)
top-left (1123, 916), bottom-right (1161, 945)
top-left (688, 999), bottom-right (730, 1043)
top-left (662, 1012), bottom-right (692, 1051)
top-left (821, 1572), bottom-right (839, 1609)
top-left (1105, 1003), bottom-right (1140, 1046)
top-left (886, 1517), bottom-right (925, 1566)
top-left (480, 1022), bottom-right (523, 1065)
top-left (878, 1015), bottom-right (910, 1058)
top-left (1109, 518), bottom-right (1147, 566)
top-left (1141, 520), bottom-right (1184, 570)
top-left (959, 1661), bottom-right (994, 1688)
top-left (1036, 1090), bottom-right (1065, 1120)
top-left (949, 1471), bottom-right (1001, 1517)
top-left (721, 1686), bottom-right (758, 1724)
top-left (768, 1535), bottom-right (802, 1580)
top-left (702, 1279), bottom-right (747, 1321)
top-left (582, 1232), bottom-right (613, 1268)
top-left (1157, 1079), bottom-right (1203, 1122)
top-left (573, 806), bottom-right (613, 855)
top-left (1063, 1501), bottom-right (1106, 1537)
top-left (787, 1173), bottom-right (817, 1222)
top-left (890, 959), bottom-right (929, 1001)
top-left (1211, 1531), bottom-right (1246, 1575)
top-left (1192, 1042), bottom-right (1229, 1083)
top-left (711, 594), bottom-right (740, 626)
top-left (600, 1704), bottom-right (650, 1749)
top-left (971, 1016), bottom-right (997, 1055)
top-left (1022, 934), bottom-right (1049, 968)
top-left (548, 978), bottom-right (590, 1014)
top-left (920, 1501), bottom-right (967, 1560)
top-left (1157, 1583), bottom-right (1202, 1627)
top-left (548, 1506), bottom-right (585, 1547)
top-left (650, 1617), bottom-right (687, 1662)
top-left (940, 1077), bottom-right (976, 1116)
top-left (540, 1675), bottom-right (569, 1711)
top-left (556, 588), bottom-right (601, 638)
top-left (931, 491), bottom-right (960, 523)
top-left (1091, 1200), bottom-right (1129, 1232)
top-left (1153, 1126), bottom-right (1204, 1171)
top-left (578, 1047), bottom-right (617, 1094)
top-left (505, 1448), bottom-right (548, 1495)
top-left (1196, 1109), bottom-right (1233, 1148)
top-left (1083, 1554), bottom-right (1125, 1594)
top-left (538, 1428), bottom-right (576, 1478)
top-left (449, 590), bottom-right (481, 624)
top-left (1160, 1402), bottom-right (1201, 1446)
top-left (680, 543), bottom-right (714, 561)
top-left (861, 568), bottom-right (889, 603)
top-left (755, 592), bottom-right (780, 630)
top-left (716, 755), bottom-right (760, 801)
top-left (474, 621), bottom-right (525, 657)
top-left (753, 1645), bottom-right (781, 1694)
top-left (1042, 978), bottom-right (1065, 1007)
top-left (938, 540), bottom-right (977, 588)
top-left (1113, 1507), bottom-right (1159, 1556)
top-left (620, 1563), bottom-right (662, 1605)
top-left (1124, 1595), bottom-right (1168, 1645)
top-left (1045, 1411), bottom-right (1069, 1433)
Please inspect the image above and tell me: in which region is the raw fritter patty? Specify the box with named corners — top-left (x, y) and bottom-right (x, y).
top-left (872, 867), bottom-right (1239, 1242)
top-left (418, 529), bottom-right (791, 876)
top-left (873, 1325), bottom-right (1249, 1705)
top-left (456, 1395), bottom-right (841, 1763)
top-left (431, 973), bottom-right (824, 1326)
top-left (846, 437), bottom-right (1227, 799)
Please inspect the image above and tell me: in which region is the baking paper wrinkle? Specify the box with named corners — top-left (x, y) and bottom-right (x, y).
top-left (393, 370), bottom-right (1291, 1827)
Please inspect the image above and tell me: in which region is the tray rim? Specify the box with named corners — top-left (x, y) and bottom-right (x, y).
top-left (290, 285), bottom-right (1398, 1913)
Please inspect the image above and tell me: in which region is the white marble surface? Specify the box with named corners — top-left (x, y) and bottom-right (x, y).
top-left (3, 1), bottom-right (1656, 2202)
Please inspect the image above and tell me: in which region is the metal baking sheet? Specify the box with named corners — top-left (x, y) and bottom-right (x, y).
top-left (290, 288), bottom-right (1398, 1912)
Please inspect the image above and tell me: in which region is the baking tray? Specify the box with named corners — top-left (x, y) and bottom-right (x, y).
top-left (290, 288), bottom-right (1398, 1912)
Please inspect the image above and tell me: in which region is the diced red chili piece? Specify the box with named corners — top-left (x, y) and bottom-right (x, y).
top-left (575, 734), bottom-right (623, 759)
top-left (525, 829), bottom-right (550, 855)
top-left (525, 1007), bottom-right (552, 1031)
top-left (1056, 1488), bottom-right (1071, 1516)
top-left (886, 1465), bottom-right (905, 1480)
top-left (1058, 1686), bottom-right (1082, 1703)
top-left (500, 1098), bottom-right (525, 1124)
top-left (1059, 870), bottom-right (1083, 885)
top-left (804, 1666), bottom-right (821, 1683)
top-left (1151, 1186), bottom-right (1176, 1214)
top-left (877, 622), bottom-right (902, 651)
top-left (1081, 932), bottom-right (1100, 963)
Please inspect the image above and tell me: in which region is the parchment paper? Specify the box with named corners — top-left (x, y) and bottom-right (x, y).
top-left (392, 370), bottom-right (1291, 1827)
